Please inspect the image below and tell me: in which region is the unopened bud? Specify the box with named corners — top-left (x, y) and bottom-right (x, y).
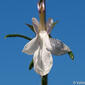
top-left (37, 2), bottom-right (41, 13)
top-left (37, 2), bottom-right (45, 13)
top-left (41, 2), bottom-right (45, 11)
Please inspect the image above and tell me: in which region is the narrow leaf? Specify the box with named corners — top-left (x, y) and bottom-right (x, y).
top-left (5, 34), bottom-right (32, 40)
top-left (29, 59), bottom-right (34, 70)
top-left (68, 51), bottom-right (74, 60)
top-left (25, 23), bottom-right (35, 32)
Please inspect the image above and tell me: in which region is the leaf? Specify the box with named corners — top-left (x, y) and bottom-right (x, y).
top-left (29, 59), bottom-right (34, 70)
top-left (68, 51), bottom-right (74, 60)
top-left (25, 23), bottom-right (35, 32)
top-left (5, 34), bottom-right (32, 40)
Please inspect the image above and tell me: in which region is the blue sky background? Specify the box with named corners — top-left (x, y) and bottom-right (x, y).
top-left (0, 0), bottom-right (85, 85)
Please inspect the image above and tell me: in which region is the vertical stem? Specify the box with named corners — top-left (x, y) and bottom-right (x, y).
top-left (41, 75), bottom-right (48, 85)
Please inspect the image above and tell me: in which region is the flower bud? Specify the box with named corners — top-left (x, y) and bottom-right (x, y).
top-left (37, 2), bottom-right (45, 13)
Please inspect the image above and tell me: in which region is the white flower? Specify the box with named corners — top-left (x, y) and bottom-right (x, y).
top-left (22, 18), bottom-right (53, 76)
top-left (22, 17), bottom-right (71, 76)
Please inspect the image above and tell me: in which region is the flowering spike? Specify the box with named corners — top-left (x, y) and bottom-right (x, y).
top-left (4, 0), bottom-right (74, 85)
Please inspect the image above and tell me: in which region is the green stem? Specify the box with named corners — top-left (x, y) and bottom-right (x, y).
top-left (41, 75), bottom-right (48, 85)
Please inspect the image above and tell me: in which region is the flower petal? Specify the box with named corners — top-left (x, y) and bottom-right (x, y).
top-left (46, 18), bottom-right (53, 34)
top-left (33, 47), bottom-right (53, 76)
top-left (22, 36), bottom-right (39, 55)
top-left (50, 38), bottom-right (71, 56)
top-left (32, 18), bottom-right (39, 34)
top-left (39, 31), bottom-right (52, 50)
